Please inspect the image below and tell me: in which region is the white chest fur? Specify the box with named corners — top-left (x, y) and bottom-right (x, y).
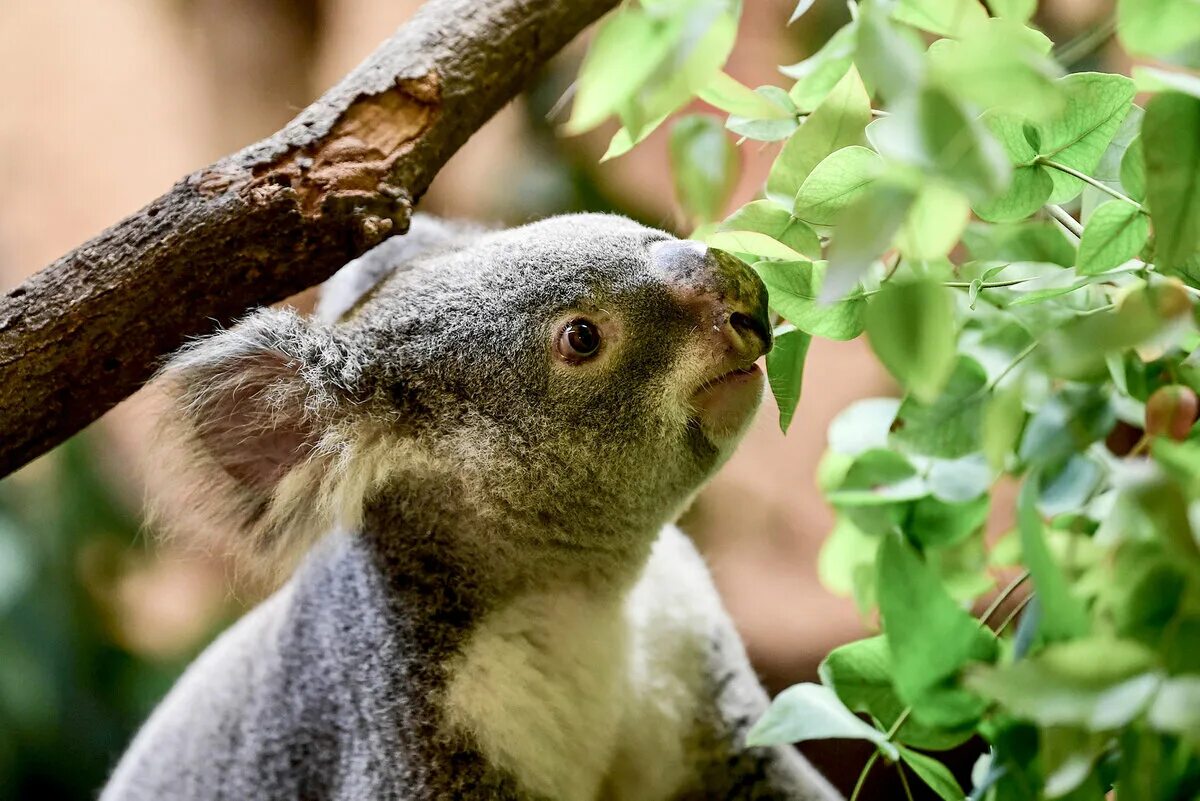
top-left (441, 528), bottom-right (726, 801)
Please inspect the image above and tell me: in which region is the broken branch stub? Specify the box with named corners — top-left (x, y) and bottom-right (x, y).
top-left (0, 0), bottom-right (618, 478)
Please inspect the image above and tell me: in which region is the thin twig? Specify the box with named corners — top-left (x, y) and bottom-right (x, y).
top-left (1036, 157), bottom-right (1146, 212)
top-left (980, 571), bottom-right (1032, 627)
top-left (1045, 204), bottom-right (1084, 238)
top-left (849, 752), bottom-right (880, 801)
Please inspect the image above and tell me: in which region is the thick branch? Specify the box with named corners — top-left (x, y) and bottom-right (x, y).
top-left (0, 0), bottom-right (618, 478)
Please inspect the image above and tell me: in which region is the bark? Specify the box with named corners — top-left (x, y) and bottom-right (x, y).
top-left (0, 0), bottom-right (618, 478)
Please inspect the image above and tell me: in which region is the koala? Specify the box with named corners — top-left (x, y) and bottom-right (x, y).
top-left (102, 214), bottom-right (842, 801)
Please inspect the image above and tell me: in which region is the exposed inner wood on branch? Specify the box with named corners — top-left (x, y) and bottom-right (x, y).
top-left (0, 0), bottom-right (619, 479)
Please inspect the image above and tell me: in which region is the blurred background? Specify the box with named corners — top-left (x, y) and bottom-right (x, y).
top-left (0, 0), bottom-right (1125, 797)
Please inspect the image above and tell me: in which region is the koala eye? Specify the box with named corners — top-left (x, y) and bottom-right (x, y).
top-left (557, 319), bottom-right (602, 362)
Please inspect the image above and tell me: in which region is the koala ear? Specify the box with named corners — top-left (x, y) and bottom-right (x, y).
top-left (316, 213), bottom-right (489, 322)
top-left (153, 308), bottom-right (364, 572)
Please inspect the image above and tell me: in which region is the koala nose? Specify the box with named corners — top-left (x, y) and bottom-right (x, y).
top-left (650, 239), bottom-right (773, 361)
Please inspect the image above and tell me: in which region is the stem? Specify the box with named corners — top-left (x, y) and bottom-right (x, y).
top-left (1035, 157), bottom-right (1146, 212)
top-left (944, 279), bottom-right (1032, 289)
top-left (862, 278), bottom-right (1032, 298)
top-left (980, 571), bottom-right (1031, 627)
top-left (996, 592), bottom-right (1036, 635)
top-left (849, 752), bottom-right (880, 801)
top-left (1045, 204), bottom-right (1084, 238)
top-left (987, 342), bottom-right (1039, 391)
top-left (898, 761), bottom-right (916, 801)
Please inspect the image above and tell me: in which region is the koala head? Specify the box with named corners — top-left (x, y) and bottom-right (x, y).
top-left (157, 214), bottom-right (771, 573)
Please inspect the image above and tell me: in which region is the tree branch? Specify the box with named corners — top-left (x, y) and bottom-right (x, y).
top-left (0, 0), bottom-right (618, 478)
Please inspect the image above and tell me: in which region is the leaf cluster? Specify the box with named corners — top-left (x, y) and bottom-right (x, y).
top-left (574, 1), bottom-right (1200, 798)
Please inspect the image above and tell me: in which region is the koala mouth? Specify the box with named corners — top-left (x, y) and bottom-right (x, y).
top-left (690, 361), bottom-right (765, 440)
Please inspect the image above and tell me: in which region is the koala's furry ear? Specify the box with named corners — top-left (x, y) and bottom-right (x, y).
top-left (153, 308), bottom-right (365, 574)
top-left (316, 213), bottom-right (489, 322)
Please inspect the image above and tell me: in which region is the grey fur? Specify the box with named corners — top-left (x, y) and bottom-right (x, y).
top-left (105, 214), bottom-right (842, 801)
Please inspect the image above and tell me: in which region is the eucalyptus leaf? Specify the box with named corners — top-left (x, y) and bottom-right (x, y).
top-left (565, 7), bottom-right (679, 134)
top-left (767, 325), bottom-right (812, 434)
top-left (891, 0), bottom-right (988, 38)
top-left (1076, 201), bottom-right (1150, 275)
top-left (820, 636), bottom-right (976, 751)
top-left (865, 279), bottom-right (958, 403)
top-left (1018, 479), bottom-right (1091, 642)
top-left (718, 201), bottom-right (821, 259)
top-left (899, 746), bottom-right (965, 801)
top-left (891, 357), bottom-right (989, 459)
top-left (1117, 0), bottom-right (1200, 58)
top-left (782, 21), bottom-right (858, 112)
top-left (878, 535), bottom-right (998, 728)
top-left (767, 69), bottom-right (872, 205)
top-left (755, 260), bottom-right (867, 340)
top-left (1144, 91), bottom-right (1200, 271)
top-left (745, 682), bottom-right (899, 758)
top-left (669, 114), bottom-right (740, 224)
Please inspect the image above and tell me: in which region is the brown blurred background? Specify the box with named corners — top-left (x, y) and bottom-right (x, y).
top-left (0, 0), bottom-right (1120, 797)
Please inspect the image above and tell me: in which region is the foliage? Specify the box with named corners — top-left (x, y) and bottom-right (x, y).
top-left (574, 0), bottom-right (1200, 798)
top-left (0, 440), bottom-right (214, 799)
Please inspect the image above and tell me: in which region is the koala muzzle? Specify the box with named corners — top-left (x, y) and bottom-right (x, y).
top-left (651, 239), bottom-right (773, 365)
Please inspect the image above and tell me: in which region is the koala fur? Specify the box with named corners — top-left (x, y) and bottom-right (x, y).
top-left (103, 214), bottom-right (842, 801)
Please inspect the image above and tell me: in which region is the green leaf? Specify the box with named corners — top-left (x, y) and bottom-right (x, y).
top-left (1082, 105), bottom-right (1144, 219)
top-left (865, 279), bottom-right (958, 404)
top-left (631, 7), bottom-right (740, 135)
top-left (829, 449), bottom-right (927, 507)
top-left (782, 21), bottom-right (858, 112)
top-left (892, 0), bottom-right (988, 38)
top-left (793, 146), bottom-right (883, 224)
top-left (967, 639), bottom-right (1161, 730)
top-left (1119, 135), bottom-right (1146, 201)
top-left (1018, 386), bottom-right (1115, 468)
top-left (909, 494), bottom-right (990, 549)
top-left (1076, 201), bottom-right (1150, 275)
top-left (820, 636), bottom-right (976, 750)
top-left (824, 182), bottom-right (918, 300)
top-left (767, 68), bottom-right (871, 205)
top-left (755, 260), bottom-right (867, 340)
top-left (899, 746), bottom-right (965, 801)
top-left (962, 221), bottom-right (1077, 267)
top-left (926, 18), bottom-right (1062, 120)
top-left (819, 516), bottom-right (880, 600)
top-left (877, 535), bottom-right (998, 728)
top-left (1117, 0), bottom-right (1200, 58)
top-left (1147, 676), bottom-right (1200, 737)
top-left (600, 113), bottom-right (670, 161)
top-left (708, 231), bottom-right (808, 261)
top-left (723, 86), bottom-right (802, 141)
top-left (767, 325), bottom-right (812, 434)
top-left (868, 87), bottom-right (1010, 202)
top-left (973, 112), bottom-right (1053, 222)
top-left (717, 201), bottom-right (821, 259)
top-left (828, 398), bottom-right (902, 455)
top-left (565, 7), bottom-right (679, 134)
top-left (1018, 479), bottom-right (1091, 642)
top-left (698, 71), bottom-right (794, 119)
top-left (669, 114), bottom-right (739, 224)
top-left (1144, 92), bottom-right (1200, 271)
top-left (854, 5), bottom-right (926, 103)
top-left (745, 682), bottom-right (899, 758)
top-left (896, 183), bottom-right (972, 260)
top-left (891, 357), bottom-right (989, 459)
top-left (1038, 73), bottom-right (1137, 204)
